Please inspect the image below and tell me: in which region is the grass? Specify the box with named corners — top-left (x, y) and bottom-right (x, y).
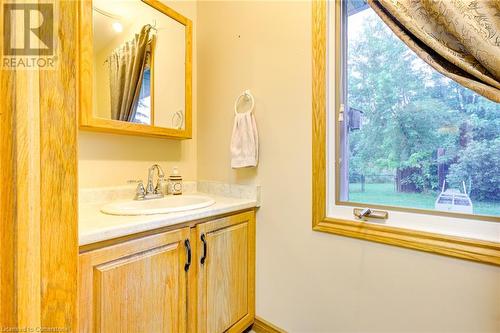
top-left (348, 183), bottom-right (499, 217)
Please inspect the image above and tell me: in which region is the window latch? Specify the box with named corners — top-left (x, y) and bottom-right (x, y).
top-left (354, 208), bottom-right (388, 220)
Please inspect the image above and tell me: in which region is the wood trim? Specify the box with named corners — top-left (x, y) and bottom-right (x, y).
top-left (79, 117), bottom-right (192, 139)
top-left (312, 0), bottom-right (328, 227)
top-left (149, 36), bottom-right (156, 126)
top-left (78, 0), bottom-right (193, 139)
top-left (184, 14), bottom-right (193, 137)
top-left (311, 1), bottom-right (500, 266)
top-left (252, 316), bottom-right (287, 333)
top-left (227, 313), bottom-right (254, 333)
top-left (336, 199), bottom-right (500, 223)
top-left (142, 0), bottom-right (193, 137)
top-left (143, 0), bottom-right (191, 26)
top-left (315, 219), bottom-right (500, 265)
top-left (0, 10), bottom-right (16, 326)
top-left (0, 0), bottom-right (79, 330)
top-left (79, 0), bottom-right (93, 128)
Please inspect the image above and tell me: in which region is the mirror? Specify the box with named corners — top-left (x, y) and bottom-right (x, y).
top-left (79, 0), bottom-right (192, 139)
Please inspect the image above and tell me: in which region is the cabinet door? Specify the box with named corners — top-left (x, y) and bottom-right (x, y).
top-left (196, 211), bottom-right (255, 333)
top-left (79, 227), bottom-right (191, 333)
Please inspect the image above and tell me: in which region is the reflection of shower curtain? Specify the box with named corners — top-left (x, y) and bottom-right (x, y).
top-left (108, 25), bottom-right (152, 122)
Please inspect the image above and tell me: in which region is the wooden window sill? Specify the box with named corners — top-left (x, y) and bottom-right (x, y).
top-left (313, 217), bottom-right (500, 266)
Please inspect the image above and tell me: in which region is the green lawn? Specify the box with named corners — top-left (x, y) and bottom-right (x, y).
top-left (349, 183), bottom-right (499, 217)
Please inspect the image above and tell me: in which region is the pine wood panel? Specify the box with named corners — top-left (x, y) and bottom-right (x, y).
top-left (15, 48), bottom-right (42, 329)
top-left (95, 245), bottom-right (181, 332)
top-left (79, 227), bottom-right (190, 333)
top-left (0, 0), bottom-right (79, 330)
top-left (196, 211), bottom-right (255, 333)
top-left (311, 0), bottom-right (500, 266)
top-left (40, 0), bottom-right (79, 328)
top-left (0, 15), bottom-right (16, 327)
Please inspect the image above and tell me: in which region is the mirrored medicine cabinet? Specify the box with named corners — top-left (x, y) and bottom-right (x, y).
top-left (79, 0), bottom-right (192, 139)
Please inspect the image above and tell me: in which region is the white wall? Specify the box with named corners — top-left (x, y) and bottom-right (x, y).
top-left (196, 1), bottom-right (500, 332)
top-left (79, 0), bottom-right (197, 188)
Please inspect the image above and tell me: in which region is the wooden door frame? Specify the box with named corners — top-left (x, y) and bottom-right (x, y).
top-left (0, 1), bottom-right (79, 331)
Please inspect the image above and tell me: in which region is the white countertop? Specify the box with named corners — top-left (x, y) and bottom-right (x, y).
top-left (79, 193), bottom-right (257, 246)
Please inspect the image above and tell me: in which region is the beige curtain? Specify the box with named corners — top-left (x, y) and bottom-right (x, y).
top-left (367, 0), bottom-right (500, 102)
top-left (108, 25), bottom-right (152, 121)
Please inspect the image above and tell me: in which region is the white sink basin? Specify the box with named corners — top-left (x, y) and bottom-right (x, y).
top-left (101, 195), bottom-right (215, 216)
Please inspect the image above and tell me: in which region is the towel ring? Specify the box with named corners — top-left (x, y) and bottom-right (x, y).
top-left (234, 89), bottom-right (255, 115)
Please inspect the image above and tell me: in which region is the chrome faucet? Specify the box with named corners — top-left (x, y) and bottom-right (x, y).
top-left (147, 164), bottom-right (165, 194)
top-left (131, 164), bottom-right (167, 200)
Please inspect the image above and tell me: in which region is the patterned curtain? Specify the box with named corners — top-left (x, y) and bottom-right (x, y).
top-left (367, 0), bottom-right (500, 102)
top-left (108, 25), bottom-right (152, 121)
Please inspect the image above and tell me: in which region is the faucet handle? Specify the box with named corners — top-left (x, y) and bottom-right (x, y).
top-left (128, 180), bottom-right (146, 200)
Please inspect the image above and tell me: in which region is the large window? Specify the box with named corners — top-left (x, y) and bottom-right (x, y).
top-left (338, 1), bottom-right (499, 220)
top-left (312, 0), bottom-right (500, 265)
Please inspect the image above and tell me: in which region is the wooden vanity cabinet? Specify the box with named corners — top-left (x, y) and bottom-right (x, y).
top-left (195, 211), bottom-right (255, 333)
top-left (78, 210), bottom-right (255, 333)
top-left (79, 227), bottom-right (191, 333)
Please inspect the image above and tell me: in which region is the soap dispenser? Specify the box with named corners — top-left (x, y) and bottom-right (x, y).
top-left (168, 167), bottom-right (183, 195)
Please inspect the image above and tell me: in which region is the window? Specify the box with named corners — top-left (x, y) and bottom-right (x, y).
top-left (312, 1), bottom-right (500, 265)
top-left (132, 43), bottom-right (153, 124)
top-left (338, 2), bottom-right (499, 220)
top-left (133, 67), bottom-right (152, 124)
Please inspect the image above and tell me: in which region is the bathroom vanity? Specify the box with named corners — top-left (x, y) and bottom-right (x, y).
top-left (78, 186), bottom-right (257, 333)
top-left (77, 0), bottom-right (257, 330)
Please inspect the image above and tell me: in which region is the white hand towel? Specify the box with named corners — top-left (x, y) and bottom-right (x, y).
top-left (230, 112), bottom-right (259, 168)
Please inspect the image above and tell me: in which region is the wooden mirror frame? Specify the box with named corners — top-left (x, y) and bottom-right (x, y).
top-left (78, 0), bottom-right (192, 139)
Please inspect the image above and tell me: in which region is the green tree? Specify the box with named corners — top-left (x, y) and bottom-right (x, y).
top-left (347, 12), bottom-right (457, 191)
top-left (347, 10), bottom-right (499, 201)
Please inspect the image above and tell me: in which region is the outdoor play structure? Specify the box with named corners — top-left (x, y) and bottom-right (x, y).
top-left (435, 181), bottom-right (473, 214)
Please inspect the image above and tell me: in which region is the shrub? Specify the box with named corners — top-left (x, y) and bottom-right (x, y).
top-left (447, 139), bottom-right (500, 201)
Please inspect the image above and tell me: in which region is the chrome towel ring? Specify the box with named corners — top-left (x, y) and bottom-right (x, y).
top-left (234, 89), bottom-right (255, 115)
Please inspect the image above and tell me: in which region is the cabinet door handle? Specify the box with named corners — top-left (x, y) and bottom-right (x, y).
top-left (184, 239), bottom-right (191, 272)
top-left (200, 234), bottom-right (207, 265)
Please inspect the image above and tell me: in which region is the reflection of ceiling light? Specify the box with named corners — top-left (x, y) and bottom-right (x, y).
top-left (112, 22), bottom-right (123, 32)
